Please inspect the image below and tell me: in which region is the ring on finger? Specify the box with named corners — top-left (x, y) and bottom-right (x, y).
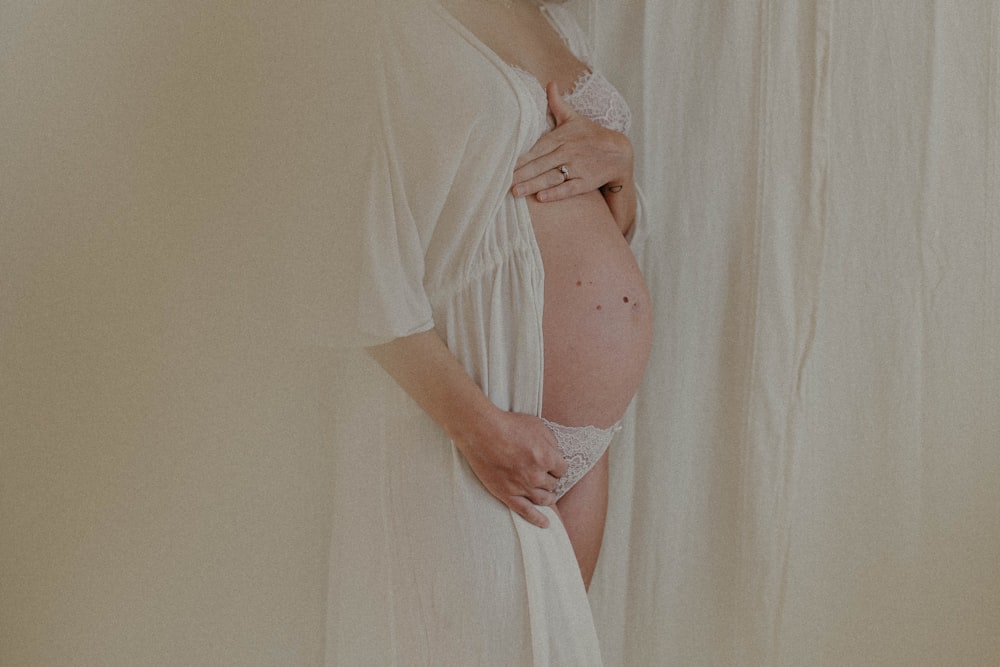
top-left (557, 164), bottom-right (569, 181)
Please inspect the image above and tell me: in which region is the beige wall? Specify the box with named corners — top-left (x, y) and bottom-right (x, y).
top-left (1, 3), bottom-right (373, 664)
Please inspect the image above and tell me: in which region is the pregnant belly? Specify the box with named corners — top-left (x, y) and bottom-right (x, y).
top-left (528, 190), bottom-right (652, 429)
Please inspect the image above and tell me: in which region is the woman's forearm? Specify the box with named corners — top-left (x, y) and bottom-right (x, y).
top-left (367, 329), bottom-right (501, 443)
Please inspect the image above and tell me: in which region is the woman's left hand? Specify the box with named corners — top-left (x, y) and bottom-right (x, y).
top-left (511, 81), bottom-right (633, 202)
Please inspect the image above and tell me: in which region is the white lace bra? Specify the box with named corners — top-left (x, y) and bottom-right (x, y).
top-left (510, 65), bottom-right (632, 134)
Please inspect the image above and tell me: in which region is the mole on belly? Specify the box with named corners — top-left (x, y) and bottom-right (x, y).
top-left (623, 296), bottom-right (629, 303)
top-left (596, 304), bottom-right (602, 311)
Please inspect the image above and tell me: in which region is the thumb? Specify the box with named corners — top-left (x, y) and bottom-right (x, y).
top-left (546, 81), bottom-right (575, 126)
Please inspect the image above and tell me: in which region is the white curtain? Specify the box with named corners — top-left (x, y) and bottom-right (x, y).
top-left (2, 1), bottom-right (998, 665)
top-left (583, 1), bottom-right (1000, 664)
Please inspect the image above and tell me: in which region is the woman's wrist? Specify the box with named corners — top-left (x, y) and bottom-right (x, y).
top-left (445, 396), bottom-right (505, 449)
top-left (600, 166), bottom-right (637, 236)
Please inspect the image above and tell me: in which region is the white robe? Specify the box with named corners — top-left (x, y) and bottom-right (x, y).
top-left (327, 1), bottom-right (646, 664)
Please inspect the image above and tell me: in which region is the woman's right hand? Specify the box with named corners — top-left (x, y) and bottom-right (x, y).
top-left (453, 410), bottom-right (568, 529)
top-left (368, 330), bottom-right (566, 529)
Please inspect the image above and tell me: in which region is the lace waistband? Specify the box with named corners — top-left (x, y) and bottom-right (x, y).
top-left (542, 419), bottom-right (622, 499)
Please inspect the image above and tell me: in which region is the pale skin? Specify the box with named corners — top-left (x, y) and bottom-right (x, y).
top-left (371, 0), bottom-right (646, 590)
top-left (513, 80), bottom-right (637, 237)
top-left (445, 0), bottom-right (637, 231)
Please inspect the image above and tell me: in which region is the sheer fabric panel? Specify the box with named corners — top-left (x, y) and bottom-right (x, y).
top-left (584, 1), bottom-right (1000, 664)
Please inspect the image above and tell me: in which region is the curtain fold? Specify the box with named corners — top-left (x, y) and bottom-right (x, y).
top-left (587, 1), bottom-right (1000, 665)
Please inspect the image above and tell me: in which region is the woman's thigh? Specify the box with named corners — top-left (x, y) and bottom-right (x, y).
top-left (555, 450), bottom-right (609, 589)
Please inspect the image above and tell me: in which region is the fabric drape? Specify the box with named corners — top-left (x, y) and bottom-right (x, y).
top-left (326, 3), bottom-right (610, 662)
top-left (582, 1), bottom-right (1000, 664)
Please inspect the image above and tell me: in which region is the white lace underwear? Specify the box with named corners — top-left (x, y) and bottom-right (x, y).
top-left (542, 418), bottom-right (622, 499)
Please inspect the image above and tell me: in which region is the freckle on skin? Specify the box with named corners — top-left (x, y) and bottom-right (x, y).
top-left (576, 280), bottom-right (582, 286)
top-left (623, 296), bottom-right (629, 303)
top-left (596, 304), bottom-right (602, 311)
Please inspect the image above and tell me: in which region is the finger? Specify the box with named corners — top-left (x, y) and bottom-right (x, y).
top-left (512, 152), bottom-right (563, 188)
top-left (514, 134), bottom-right (561, 172)
top-left (546, 472), bottom-right (561, 491)
top-left (528, 489), bottom-right (557, 507)
top-left (509, 496), bottom-right (550, 529)
top-left (550, 456), bottom-right (569, 479)
top-left (514, 88), bottom-right (581, 171)
top-left (546, 81), bottom-right (576, 127)
top-left (535, 178), bottom-right (587, 203)
top-left (527, 486), bottom-right (558, 507)
top-left (513, 167), bottom-right (572, 198)
top-left (530, 469), bottom-right (559, 492)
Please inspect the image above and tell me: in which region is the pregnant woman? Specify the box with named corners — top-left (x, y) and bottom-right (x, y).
top-left (331, 0), bottom-right (651, 662)
top-left (500, 0), bottom-right (652, 587)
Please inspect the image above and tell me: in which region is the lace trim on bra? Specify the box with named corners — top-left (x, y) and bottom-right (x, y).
top-left (509, 65), bottom-right (632, 135)
top-left (562, 69), bottom-right (632, 134)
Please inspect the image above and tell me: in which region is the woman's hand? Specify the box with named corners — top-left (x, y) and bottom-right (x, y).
top-left (511, 81), bottom-right (634, 203)
top-left (368, 330), bottom-right (566, 529)
top-left (453, 410), bottom-right (568, 529)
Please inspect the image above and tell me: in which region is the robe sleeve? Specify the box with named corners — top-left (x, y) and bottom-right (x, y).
top-left (348, 3), bottom-right (459, 348)
top-left (274, 2), bottom-right (440, 350)
top-left (355, 115), bottom-right (436, 346)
